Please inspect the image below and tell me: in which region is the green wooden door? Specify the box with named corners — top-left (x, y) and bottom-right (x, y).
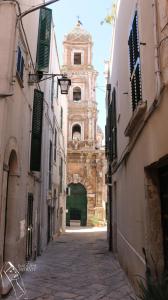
top-left (66, 184), bottom-right (87, 226)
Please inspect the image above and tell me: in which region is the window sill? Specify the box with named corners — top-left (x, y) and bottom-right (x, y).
top-left (28, 171), bottom-right (41, 182)
top-left (124, 101), bottom-right (147, 137)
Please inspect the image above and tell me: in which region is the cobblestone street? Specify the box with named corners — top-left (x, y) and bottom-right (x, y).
top-left (6, 228), bottom-right (135, 300)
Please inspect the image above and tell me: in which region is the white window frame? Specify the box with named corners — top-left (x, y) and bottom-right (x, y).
top-left (71, 49), bottom-right (84, 65)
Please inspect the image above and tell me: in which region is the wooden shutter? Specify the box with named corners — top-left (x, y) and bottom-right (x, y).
top-left (30, 89), bottom-right (44, 171)
top-left (112, 89), bottom-right (117, 160)
top-left (106, 83), bottom-right (111, 107)
top-left (105, 84), bottom-right (112, 159)
top-left (128, 11), bottom-right (142, 111)
top-left (17, 47), bottom-right (21, 73)
top-left (105, 124), bottom-right (108, 158)
top-left (36, 8), bottom-right (52, 72)
top-left (108, 88), bottom-right (117, 162)
top-left (20, 56), bottom-right (24, 80)
top-left (108, 102), bottom-right (113, 162)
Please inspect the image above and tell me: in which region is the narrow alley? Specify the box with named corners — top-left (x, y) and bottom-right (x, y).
top-left (2, 1), bottom-right (168, 299)
top-left (6, 228), bottom-right (135, 300)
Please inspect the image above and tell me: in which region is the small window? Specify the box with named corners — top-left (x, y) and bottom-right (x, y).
top-left (73, 87), bottom-right (81, 101)
top-left (72, 124), bottom-right (81, 140)
top-left (74, 52), bottom-right (81, 65)
top-left (17, 46), bottom-right (24, 81)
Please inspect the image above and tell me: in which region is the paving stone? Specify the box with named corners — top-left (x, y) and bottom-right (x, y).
top-left (5, 227), bottom-right (135, 300)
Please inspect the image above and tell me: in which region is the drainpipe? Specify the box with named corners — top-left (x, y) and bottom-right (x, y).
top-left (108, 164), bottom-right (113, 252)
top-left (152, 0), bottom-right (162, 103)
top-left (108, 183), bottom-right (113, 251)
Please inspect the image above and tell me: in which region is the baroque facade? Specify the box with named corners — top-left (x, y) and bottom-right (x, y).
top-left (62, 22), bottom-right (107, 227)
top-left (106, 0), bottom-right (168, 287)
top-left (0, 1), bottom-right (67, 293)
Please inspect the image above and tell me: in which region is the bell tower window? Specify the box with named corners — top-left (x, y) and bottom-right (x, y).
top-left (72, 124), bottom-right (81, 140)
top-left (73, 87), bottom-right (81, 101)
top-left (74, 52), bottom-right (81, 65)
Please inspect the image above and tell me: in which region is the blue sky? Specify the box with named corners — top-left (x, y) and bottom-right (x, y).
top-left (50, 0), bottom-right (113, 135)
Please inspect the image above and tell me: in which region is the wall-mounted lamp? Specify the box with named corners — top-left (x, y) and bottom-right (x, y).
top-left (28, 72), bottom-right (71, 95)
top-left (58, 75), bottom-right (71, 95)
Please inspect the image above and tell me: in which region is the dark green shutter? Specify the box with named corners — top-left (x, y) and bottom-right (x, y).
top-left (112, 89), bottom-right (117, 160)
top-left (105, 84), bottom-right (111, 159)
top-left (17, 47), bottom-right (21, 74)
top-left (49, 141), bottom-right (52, 189)
top-left (109, 102), bottom-right (113, 162)
top-left (30, 89), bottom-right (44, 171)
top-left (105, 124), bottom-right (108, 158)
top-left (36, 8), bottom-right (52, 72)
top-left (128, 11), bottom-right (142, 111)
top-left (108, 88), bottom-right (117, 162)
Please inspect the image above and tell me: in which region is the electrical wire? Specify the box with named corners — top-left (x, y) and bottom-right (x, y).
top-left (95, 86), bottom-right (106, 93)
top-left (19, 0), bottom-right (60, 19)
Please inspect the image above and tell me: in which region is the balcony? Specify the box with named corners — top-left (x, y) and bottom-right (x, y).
top-left (124, 101), bottom-right (147, 138)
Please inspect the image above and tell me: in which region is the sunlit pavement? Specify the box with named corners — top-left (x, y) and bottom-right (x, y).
top-left (6, 227), bottom-right (135, 300)
top-left (66, 226), bottom-right (107, 233)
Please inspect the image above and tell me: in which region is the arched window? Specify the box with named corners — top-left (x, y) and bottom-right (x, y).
top-left (73, 87), bottom-right (81, 101)
top-left (72, 124), bottom-right (81, 140)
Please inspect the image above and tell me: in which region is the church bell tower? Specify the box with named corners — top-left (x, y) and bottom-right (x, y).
top-left (62, 21), bottom-right (106, 227)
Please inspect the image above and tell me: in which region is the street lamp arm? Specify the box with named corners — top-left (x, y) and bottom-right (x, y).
top-left (41, 73), bottom-right (65, 77)
top-left (28, 73), bottom-right (71, 94)
top-left (19, 0), bottom-right (60, 19)
top-left (31, 73), bottom-right (65, 82)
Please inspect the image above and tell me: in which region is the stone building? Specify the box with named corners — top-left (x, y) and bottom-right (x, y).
top-left (105, 0), bottom-right (168, 287)
top-left (0, 1), bottom-right (67, 292)
top-left (62, 22), bottom-right (107, 227)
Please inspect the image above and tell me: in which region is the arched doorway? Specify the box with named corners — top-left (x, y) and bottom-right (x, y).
top-left (66, 183), bottom-right (87, 226)
top-left (3, 150), bottom-right (18, 263)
